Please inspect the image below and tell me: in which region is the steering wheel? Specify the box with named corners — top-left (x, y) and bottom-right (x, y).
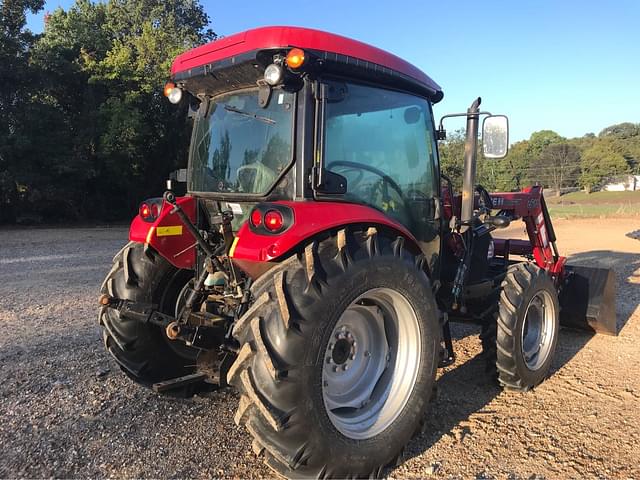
top-left (326, 161), bottom-right (404, 199)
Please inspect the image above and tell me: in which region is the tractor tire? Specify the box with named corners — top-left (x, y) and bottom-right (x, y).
top-left (99, 241), bottom-right (197, 387)
top-left (482, 262), bottom-right (560, 391)
top-left (227, 228), bottom-right (439, 478)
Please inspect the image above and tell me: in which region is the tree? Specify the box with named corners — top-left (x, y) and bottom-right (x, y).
top-left (580, 141), bottom-right (629, 192)
top-left (534, 143), bottom-right (580, 195)
top-left (0, 0), bottom-right (45, 222)
top-left (437, 129), bottom-right (465, 190)
top-left (527, 130), bottom-right (564, 158)
top-left (15, 0), bottom-right (215, 221)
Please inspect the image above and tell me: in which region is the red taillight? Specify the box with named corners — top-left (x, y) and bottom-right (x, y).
top-left (250, 209), bottom-right (263, 227)
top-left (264, 210), bottom-right (284, 232)
top-left (139, 200), bottom-right (161, 222)
top-left (150, 203), bottom-right (160, 218)
top-left (140, 203), bottom-right (151, 219)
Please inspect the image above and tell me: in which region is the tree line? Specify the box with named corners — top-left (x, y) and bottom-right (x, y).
top-left (2, 0), bottom-right (639, 224)
top-left (439, 124), bottom-right (640, 195)
top-left (1, 0), bottom-right (214, 224)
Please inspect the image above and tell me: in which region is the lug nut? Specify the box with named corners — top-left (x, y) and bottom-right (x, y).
top-left (342, 364), bottom-right (348, 371)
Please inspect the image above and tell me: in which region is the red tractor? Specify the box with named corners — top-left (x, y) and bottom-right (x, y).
top-left (99, 27), bottom-right (616, 478)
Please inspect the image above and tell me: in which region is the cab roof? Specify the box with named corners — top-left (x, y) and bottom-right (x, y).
top-left (171, 26), bottom-right (443, 102)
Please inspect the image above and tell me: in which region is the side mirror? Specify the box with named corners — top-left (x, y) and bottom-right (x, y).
top-left (482, 115), bottom-right (509, 159)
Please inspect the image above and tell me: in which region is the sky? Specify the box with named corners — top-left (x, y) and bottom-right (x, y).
top-left (26, 0), bottom-right (640, 142)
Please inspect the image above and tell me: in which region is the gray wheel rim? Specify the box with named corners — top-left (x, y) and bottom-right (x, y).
top-left (521, 290), bottom-right (556, 371)
top-left (322, 287), bottom-right (421, 440)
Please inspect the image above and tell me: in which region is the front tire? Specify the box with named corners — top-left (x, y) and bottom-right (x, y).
top-left (483, 262), bottom-right (560, 391)
top-left (228, 229), bottom-right (439, 478)
top-left (99, 241), bottom-right (197, 386)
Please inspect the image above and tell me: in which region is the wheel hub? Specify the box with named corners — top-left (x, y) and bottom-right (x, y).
top-left (322, 288), bottom-right (421, 440)
top-left (330, 335), bottom-right (355, 366)
top-left (521, 291), bottom-right (556, 371)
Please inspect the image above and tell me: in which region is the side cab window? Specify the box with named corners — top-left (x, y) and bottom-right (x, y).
top-left (320, 82), bottom-right (438, 229)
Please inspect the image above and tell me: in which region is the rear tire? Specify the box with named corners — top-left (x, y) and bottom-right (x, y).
top-left (483, 262), bottom-right (559, 391)
top-left (228, 229), bottom-right (439, 478)
top-left (99, 241), bottom-right (197, 386)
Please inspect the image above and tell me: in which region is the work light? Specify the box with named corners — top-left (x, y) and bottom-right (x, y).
top-left (264, 64), bottom-right (284, 86)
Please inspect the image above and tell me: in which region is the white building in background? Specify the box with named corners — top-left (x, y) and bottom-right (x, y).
top-left (603, 174), bottom-right (640, 191)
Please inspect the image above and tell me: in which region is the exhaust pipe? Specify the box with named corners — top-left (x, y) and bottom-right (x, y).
top-left (460, 97), bottom-right (481, 232)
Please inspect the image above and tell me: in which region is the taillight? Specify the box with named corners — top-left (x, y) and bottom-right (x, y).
top-left (248, 204), bottom-right (293, 234)
top-left (264, 210), bottom-right (284, 232)
top-left (250, 209), bottom-right (263, 227)
top-left (139, 199), bottom-right (162, 222)
top-left (140, 203), bottom-right (151, 219)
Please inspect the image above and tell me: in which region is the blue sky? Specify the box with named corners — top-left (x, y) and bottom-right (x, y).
top-left (27, 0), bottom-right (640, 142)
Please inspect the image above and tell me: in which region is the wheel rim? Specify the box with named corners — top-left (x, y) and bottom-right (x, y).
top-left (521, 290), bottom-right (556, 371)
top-left (322, 287), bottom-right (421, 440)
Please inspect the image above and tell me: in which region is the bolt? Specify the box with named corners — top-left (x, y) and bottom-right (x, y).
top-left (342, 364), bottom-right (348, 371)
top-left (364, 351), bottom-right (371, 357)
top-left (349, 354), bottom-right (355, 360)
top-left (328, 342), bottom-right (334, 350)
top-left (352, 341), bottom-right (357, 348)
top-left (332, 366), bottom-right (338, 372)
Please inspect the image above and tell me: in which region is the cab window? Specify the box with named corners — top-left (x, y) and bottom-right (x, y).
top-left (323, 82), bottom-right (438, 227)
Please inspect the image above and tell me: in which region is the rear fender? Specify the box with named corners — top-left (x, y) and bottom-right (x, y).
top-left (129, 196), bottom-right (197, 269)
top-left (230, 201), bottom-right (422, 276)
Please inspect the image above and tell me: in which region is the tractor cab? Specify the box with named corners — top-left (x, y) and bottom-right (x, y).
top-left (163, 27), bottom-right (447, 257)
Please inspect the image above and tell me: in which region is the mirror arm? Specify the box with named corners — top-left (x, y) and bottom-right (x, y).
top-left (438, 110), bottom-right (493, 131)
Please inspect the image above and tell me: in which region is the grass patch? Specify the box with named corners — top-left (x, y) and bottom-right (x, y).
top-left (544, 190), bottom-right (640, 218)
top-left (545, 190), bottom-right (640, 205)
top-left (547, 203), bottom-right (640, 218)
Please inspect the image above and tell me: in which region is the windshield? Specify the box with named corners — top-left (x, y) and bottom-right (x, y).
top-left (189, 88), bottom-right (295, 195)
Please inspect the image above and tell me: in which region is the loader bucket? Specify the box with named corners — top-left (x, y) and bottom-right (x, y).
top-left (559, 265), bottom-right (617, 335)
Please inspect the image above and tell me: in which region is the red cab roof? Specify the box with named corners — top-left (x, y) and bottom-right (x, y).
top-left (171, 26), bottom-right (442, 100)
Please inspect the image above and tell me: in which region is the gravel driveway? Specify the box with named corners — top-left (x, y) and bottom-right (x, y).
top-left (1, 219), bottom-right (638, 478)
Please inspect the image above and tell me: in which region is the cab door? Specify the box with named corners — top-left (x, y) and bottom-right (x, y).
top-left (316, 80), bottom-right (442, 274)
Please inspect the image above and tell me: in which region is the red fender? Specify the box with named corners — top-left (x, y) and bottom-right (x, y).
top-left (231, 201), bottom-right (420, 264)
top-left (129, 196), bottom-right (197, 269)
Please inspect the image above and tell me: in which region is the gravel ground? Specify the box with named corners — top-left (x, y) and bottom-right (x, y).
top-left (1, 219), bottom-right (639, 478)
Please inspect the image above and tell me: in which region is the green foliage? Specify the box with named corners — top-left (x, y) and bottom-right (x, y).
top-left (0, 0), bottom-right (213, 223)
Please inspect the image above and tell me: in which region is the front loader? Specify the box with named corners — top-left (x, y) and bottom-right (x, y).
top-left (98, 26), bottom-right (616, 478)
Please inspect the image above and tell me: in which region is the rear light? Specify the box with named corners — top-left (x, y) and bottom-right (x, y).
top-left (140, 203), bottom-right (150, 218)
top-left (139, 199), bottom-right (162, 222)
top-left (247, 204), bottom-right (293, 234)
top-left (264, 210), bottom-right (284, 232)
top-left (250, 209), bottom-right (263, 227)
top-left (163, 81), bottom-right (183, 104)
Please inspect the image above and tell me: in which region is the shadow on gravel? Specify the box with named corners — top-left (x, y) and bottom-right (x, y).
top-left (398, 352), bottom-right (500, 470)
